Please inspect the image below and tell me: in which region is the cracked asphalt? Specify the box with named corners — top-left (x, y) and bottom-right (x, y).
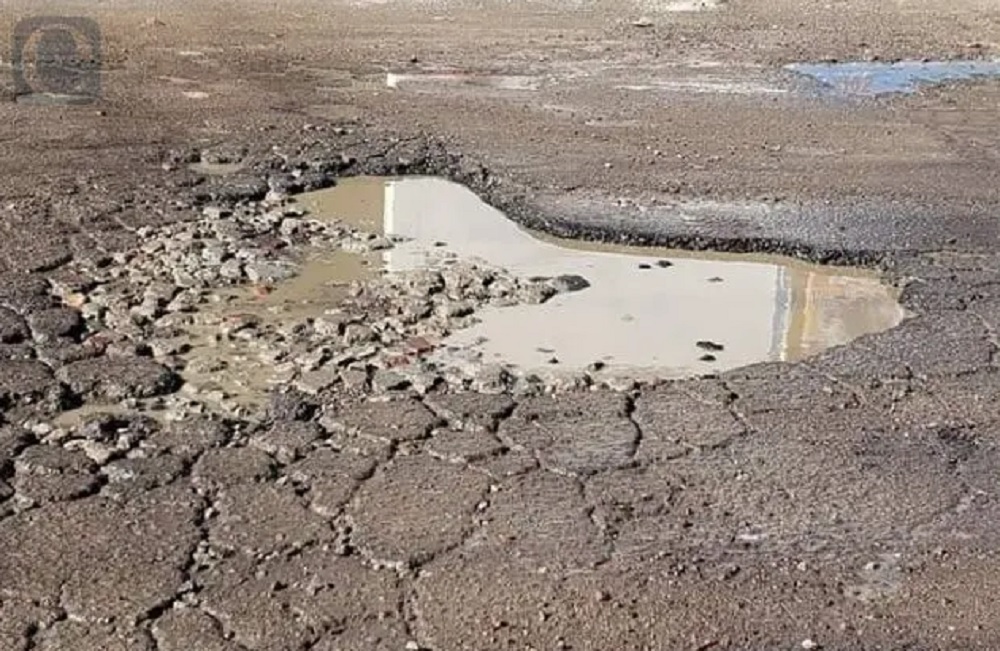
top-left (2, 0), bottom-right (1000, 649)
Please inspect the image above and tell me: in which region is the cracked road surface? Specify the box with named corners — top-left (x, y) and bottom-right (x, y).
top-left (2, 0), bottom-right (1000, 649)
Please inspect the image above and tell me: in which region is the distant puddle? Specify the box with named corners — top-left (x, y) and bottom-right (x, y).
top-left (14, 93), bottom-right (96, 106)
top-left (385, 72), bottom-right (541, 92)
top-left (618, 77), bottom-right (787, 95)
top-left (786, 59), bottom-right (1000, 96)
top-left (279, 177), bottom-right (906, 379)
top-left (313, 69), bottom-right (542, 94)
top-left (661, 0), bottom-right (726, 11)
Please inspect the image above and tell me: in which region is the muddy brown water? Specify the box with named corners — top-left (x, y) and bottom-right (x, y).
top-left (176, 249), bottom-right (379, 410)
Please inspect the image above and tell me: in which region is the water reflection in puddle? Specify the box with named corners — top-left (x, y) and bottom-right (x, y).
top-left (291, 177), bottom-right (906, 378)
top-left (786, 59), bottom-right (1000, 96)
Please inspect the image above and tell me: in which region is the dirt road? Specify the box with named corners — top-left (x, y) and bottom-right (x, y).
top-left (1, 0), bottom-right (1000, 649)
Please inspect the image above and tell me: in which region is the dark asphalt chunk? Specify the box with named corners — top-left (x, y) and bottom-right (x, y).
top-left (550, 273), bottom-right (591, 292)
top-left (501, 391), bottom-right (636, 475)
top-left (209, 482), bottom-right (334, 554)
top-left (56, 357), bottom-right (181, 400)
top-left (266, 387), bottom-right (318, 422)
top-left (350, 454), bottom-right (491, 566)
top-left (101, 455), bottom-right (187, 500)
top-left (0, 273), bottom-right (57, 314)
top-left (1, 229), bottom-right (72, 273)
top-left (195, 174), bottom-right (269, 203)
top-left (0, 360), bottom-right (69, 412)
top-left (250, 420), bottom-right (323, 463)
top-left (34, 620), bottom-right (156, 651)
top-left (192, 447), bottom-right (277, 492)
top-left (0, 485), bottom-right (202, 624)
top-left (423, 391), bottom-right (516, 433)
top-left (0, 308), bottom-right (29, 343)
top-left (12, 445), bottom-right (100, 505)
top-left (632, 385), bottom-right (744, 461)
top-left (142, 417), bottom-right (231, 463)
top-left (0, 426), bottom-right (35, 473)
top-left (327, 397), bottom-right (442, 443)
top-left (27, 307), bottom-right (85, 343)
top-left (288, 448), bottom-right (378, 517)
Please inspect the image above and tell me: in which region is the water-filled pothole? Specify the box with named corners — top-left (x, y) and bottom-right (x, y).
top-left (246, 176), bottom-right (905, 381)
top-left (786, 59), bottom-right (1000, 96)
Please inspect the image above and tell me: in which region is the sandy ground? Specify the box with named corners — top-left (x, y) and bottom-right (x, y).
top-left (1, 0), bottom-right (1000, 649)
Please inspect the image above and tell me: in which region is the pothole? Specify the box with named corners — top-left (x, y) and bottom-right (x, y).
top-left (786, 59), bottom-right (1000, 96)
top-left (267, 176), bottom-right (906, 382)
top-left (68, 174), bottom-right (906, 418)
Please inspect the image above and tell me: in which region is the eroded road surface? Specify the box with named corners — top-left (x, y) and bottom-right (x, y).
top-left (2, 0), bottom-right (1000, 649)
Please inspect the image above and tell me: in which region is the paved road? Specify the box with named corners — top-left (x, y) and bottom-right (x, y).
top-left (1, 0), bottom-right (1000, 649)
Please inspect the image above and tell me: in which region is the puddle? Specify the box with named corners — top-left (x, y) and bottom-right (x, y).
top-left (660, 0), bottom-right (726, 11)
top-left (207, 250), bottom-right (377, 323)
top-left (14, 93), bottom-right (96, 106)
top-left (280, 176), bottom-right (905, 379)
top-left (385, 72), bottom-right (541, 92)
top-left (311, 68), bottom-right (543, 94)
top-left (617, 77), bottom-right (788, 95)
top-left (786, 59), bottom-right (1000, 96)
